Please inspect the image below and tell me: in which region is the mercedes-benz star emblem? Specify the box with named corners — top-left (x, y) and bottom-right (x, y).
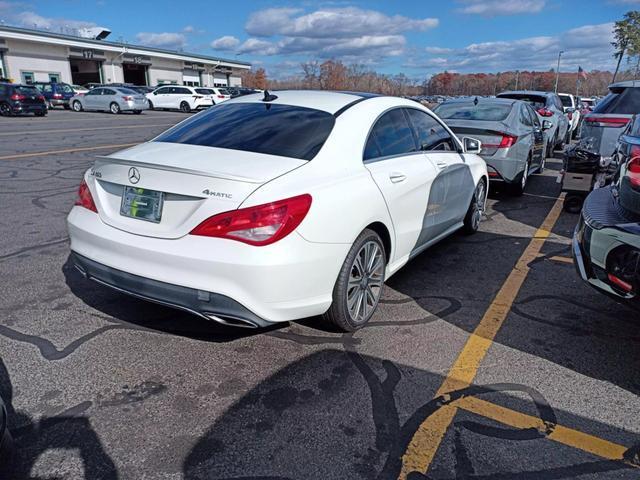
top-left (128, 167), bottom-right (140, 184)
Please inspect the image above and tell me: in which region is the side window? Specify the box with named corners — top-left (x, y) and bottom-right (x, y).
top-left (156, 87), bottom-right (168, 94)
top-left (405, 108), bottom-right (457, 152)
top-left (0, 84), bottom-right (6, 97)
top-left (520, 105), bottom-right (533, 126)
top-left (43, 84), bottom-right (53, 93)
top-left (526, 105), bottom-right (541, 128)
top-left (177, 87), bottom-right (191, 95)
top-left (102, 89), bottom-right (115, 95)
top-left (363, 108), bottom-right (417, 161)
top-left (89, 88), bottom-right (103, 96)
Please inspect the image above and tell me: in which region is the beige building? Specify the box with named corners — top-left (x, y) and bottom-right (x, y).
top-left (0, 25), bottom-right (250, 87)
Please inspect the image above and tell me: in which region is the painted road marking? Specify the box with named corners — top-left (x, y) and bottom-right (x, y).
top-left (0, 123), bottom-right (173, 137)
top-left (458, 397), bottom-right (637, 468)
top-left (550, 255), bottom-right (573, 264)
top-left (0, 143), bottom-right (139, 161)
top-left (399, 194), bottom-right (566, 478)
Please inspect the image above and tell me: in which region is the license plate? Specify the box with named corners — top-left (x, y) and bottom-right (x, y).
top-left (120, 186), bottom-right (163, 223)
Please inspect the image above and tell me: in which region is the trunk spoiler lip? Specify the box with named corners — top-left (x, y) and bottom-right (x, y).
top-left (94, 156), bottom-right (265, 184)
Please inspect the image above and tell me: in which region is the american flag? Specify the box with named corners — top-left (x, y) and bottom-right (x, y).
top-left (578, 66), bottom-right (587, 80)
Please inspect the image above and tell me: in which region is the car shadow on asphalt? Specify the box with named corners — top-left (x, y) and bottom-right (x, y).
top-left (61, 257), bottom-right (286, 344)
top-left (177, 349), bottom-right (640, 479)
top-left (0, 357), bottom-right (119, 479)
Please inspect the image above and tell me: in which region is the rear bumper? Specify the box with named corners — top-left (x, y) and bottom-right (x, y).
top-left (572, 187), bottom-right (640, 306)
top-left (484, 155), bottom-right (526, 183)
top-left (71, 251), bottom-right (271, 328)
top-left (49, 98), bottom-right (69, 106)
top-left (67, 206), bottom-right (349, 323)
top-left (12, 102), bottom-right (46, 113)
top-left (122, 101), bottom-right (149, 111)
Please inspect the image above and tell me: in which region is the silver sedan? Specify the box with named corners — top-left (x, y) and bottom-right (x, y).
top-left (435, 97), bottom-right (549, 195)
top-left (70, 87), bottom-right (149, 114)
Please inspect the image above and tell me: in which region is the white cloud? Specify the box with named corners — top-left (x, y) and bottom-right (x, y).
top-left (245, 6), bottom-right (438, 38)
top-left (211, 35), bottom-right (241, 51)
top-left (407, 22), bottom-right (616, 73)
top-left (237, 38), bottom-right (279, 55)
top-left (456, 0), bottom-right (546, 16)
top-left (0, 1), bottom-right (96, 32)
top-left (135, 32), bottom-right (186, 49)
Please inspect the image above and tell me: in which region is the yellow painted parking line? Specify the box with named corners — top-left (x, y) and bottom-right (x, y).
top-left (0, 142), bottom-right (139, 161)
top-left (399, 194), bottom-right (566, 479)
top-left (458, 397), bottom-right (637, 468)
top-left (550, 255), bottom-right (573, 264)
top-left (0, 123), bottom-right (173, 137)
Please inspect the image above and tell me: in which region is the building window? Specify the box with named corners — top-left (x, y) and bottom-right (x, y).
top-left (21, 71), bottom-right (34, 84)
top-left (49, 73), bottom-right (60, 83)
top-left (0, 53), bottom-right (5, 79)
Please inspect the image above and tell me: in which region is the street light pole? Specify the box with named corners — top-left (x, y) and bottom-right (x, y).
top-left (515, 70), bottom-right (520, 90)
top-left (554, 50), bottom-right (564, 93)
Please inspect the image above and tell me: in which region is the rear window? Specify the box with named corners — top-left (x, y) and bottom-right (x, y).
top-left (559, 95), bottom-right (573, 107)
top-left (58, 84), bottom-right (74, 93)
top-left (155, 103), bottom-right (336, 160)
top-left (118, 88), bottom-right (138, 95)
top-left (218, 88), bottom-right (230, 95)
top-left (435, 102), bottom-right (512, 121)
top-left (15, 86), bottom-right (39, 95)
top-left (195, 88), bottom-right (213, 95)
top-left (593, 88), bottom-right (640, 115)
top-left (497, 94), bottom-right (546, 109)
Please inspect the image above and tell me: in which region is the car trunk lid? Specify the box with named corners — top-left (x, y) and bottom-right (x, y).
top-left (89, 142), bottom-right (306, 239)
top-left (445, 119), bottom-right (516, 156)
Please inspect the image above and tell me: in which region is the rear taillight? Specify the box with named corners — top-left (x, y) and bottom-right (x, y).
top-left (10, 94), bottom-right (25, 101)
top-left (567, 111), bottom-right (573, 121)
top-left (74, 179), bottom-right (97, 213)
top-left (217, 95), bottom-right (225, 99)
top-left (537, 108), bottom-right (553, 117)
top-left (53, 93), bottom-right (62, 99)
top-left (37, 95), bottom-right (45, 101)
top-left (584, 116), bottom-right (630, 127)
top-left (192, 94), bottom-right (203, 99)
top-left (122, 95), bottom-right (133, 101)
top-left (190, 194), bottom-right (312, 246)
top-left (628, 156), bottom-right (640, 189)
top-left (484, 134), bottom-right (518, 150)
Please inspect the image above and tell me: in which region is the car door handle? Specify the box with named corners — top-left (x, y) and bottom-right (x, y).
top-left (389, 172), bottom-right (407, 183)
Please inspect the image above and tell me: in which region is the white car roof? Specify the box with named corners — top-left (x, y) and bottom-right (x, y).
top-left (227, 90), bottom-right (379, 115)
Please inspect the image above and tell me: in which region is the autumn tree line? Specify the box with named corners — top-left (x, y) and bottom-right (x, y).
top-left (240, 61), bottom-right (622, 98)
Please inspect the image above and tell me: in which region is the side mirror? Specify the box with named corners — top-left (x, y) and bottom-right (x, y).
top-left (463, 137), bottom-right (482, 154)
top-left (542, 120), bottom-right (553, 130)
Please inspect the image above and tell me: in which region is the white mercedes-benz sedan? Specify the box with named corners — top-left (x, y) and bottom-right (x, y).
top-left (67, 90), bottom-right (488, 331)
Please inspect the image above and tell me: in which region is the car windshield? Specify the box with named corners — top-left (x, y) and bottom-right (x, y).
top-left (435, 102), bottom-right (512, 121)
top-left (593, 88), bottom-right (640, 115)
top-left (559, 95), bottom-right (573, 107)
top-left (498, 94), bottom-right (546, 109)
top-left (155, 102), bottom-right (336, 161)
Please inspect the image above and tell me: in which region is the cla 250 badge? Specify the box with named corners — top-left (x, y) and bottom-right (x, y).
top-left (202, 189), bottom-right (232, 199)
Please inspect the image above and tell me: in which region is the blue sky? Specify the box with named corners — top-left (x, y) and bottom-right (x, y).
top-left (0, 0), bottom-right (636, 79)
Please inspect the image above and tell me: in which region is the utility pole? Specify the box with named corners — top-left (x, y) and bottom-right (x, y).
top-left (514, 70), bottom-right (520, 90)
top-left (554, 50), bottom-right (564, 93)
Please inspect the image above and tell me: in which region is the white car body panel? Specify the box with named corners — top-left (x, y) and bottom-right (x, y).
top-left (68, 91), bottom-right (487, 325)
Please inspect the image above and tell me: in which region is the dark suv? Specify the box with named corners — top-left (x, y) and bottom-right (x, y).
top-left (0, 83), bottom-right (47, 116)
top-left (33, 82), bottom-right (75, 109)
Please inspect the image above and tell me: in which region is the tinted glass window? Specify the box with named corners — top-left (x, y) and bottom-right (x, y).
top-left (497, 94), bottom-right (546, 109)
top-left (102, 89), bottom-right (116, 95)
top-left (364, 109), bottom-right (417, 160)
top-left (176, 87), bottom-right (191, 94)
top-left (156, 103), bottom-right (335, 161)
top-left (519, 105), bottom-right (533, 126)
top-left (406, 108), bottom-right (456, 152)
top-left (87, 88), bottom-right (102, 96)
top-left (0, 85), bottom-right (6, 96)
top-left (559, 95), bottom-right (573, 107)
top-left (526, 105), bottom-right (541, 127)
top-left (593, 88), bottom-right (640, 115)
top-left (117, 88), bottom-right (137, 95)
top-left (57, 84), bottom-right (73, 93)
top-left (155, 87), bottom-right (169, 94)
top-left (15, 86), bottom-right (39, 95)
top-left (435, 102), bottom-right (512, 121)
top-left (195, 88), bottom-right (212, 95)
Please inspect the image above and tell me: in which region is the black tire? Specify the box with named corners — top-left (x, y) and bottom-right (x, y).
top-left (109, 102), bottom-right (121, 114)
top-left (324, 229), bottom-right (386, 332)
top-left (147, 100), bottom-right (154, 110)
top-left (180, 101), bottom-right (191, 113)
top-left (463, 179), bottom-right (486, 234)
top-left (563, 194), bottom-right (585, 214)
top-left (46, 101), bottom-right (54, 110)
top-left (508, 158), bottom-right (530, 196)
top-left (133, 110), bottom-right (142, 115)
top-left (72, 100), bottom-right (83, 112)
top-left (0, 103), bottom-right (12, 116)
top-left (63, 104), bottom-right (71, 110)
top-left (34, 110), bottom-right (46, 117)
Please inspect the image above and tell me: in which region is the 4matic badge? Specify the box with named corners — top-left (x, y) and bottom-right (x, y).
top-left (202, 189), bottom-right (233, 199)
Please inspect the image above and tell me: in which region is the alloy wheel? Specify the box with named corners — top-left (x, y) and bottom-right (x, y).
top-left (521, 161), bottom-right (529, 190)
top-left (346, 241), bottom-right (384, 323)
top-left (471, 181), bottom-right (486, 230)
top-left (0, 104), bottom-right (10, 116)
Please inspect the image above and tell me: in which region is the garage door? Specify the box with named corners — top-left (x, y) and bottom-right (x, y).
top-left (70, 59), bottom-right (102, 85)
top-left (182, 69), bottom-right (201, 87)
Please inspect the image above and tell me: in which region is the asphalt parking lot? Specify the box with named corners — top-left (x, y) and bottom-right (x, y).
top-left (1, 109), bottom-right (639, 479)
